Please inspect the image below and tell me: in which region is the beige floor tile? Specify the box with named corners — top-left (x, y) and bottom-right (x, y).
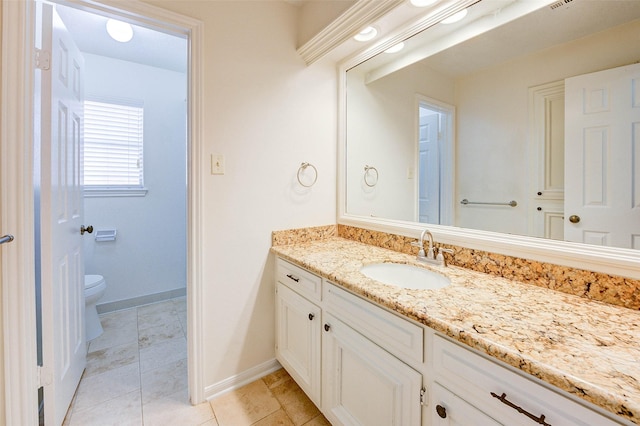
top-left (271, 378), bottom-right (320, 426)
top-left (85, 341), bottom-right (139, 377)
top-left (137, 309), bottom-right (179, 332)
top-left (252, 408), bottom-right (295, 426)
top-left (138, 318), bottom-right (184, 348)
top-left (142, 388), bottom-right (214, 426)
top-left (138, 300), bottom-right (176, 318)
top-left (262, 368), bottom-right (292, 389)
top-left (73, 362), bottom-right (140, 412)
top-left (69, 390), bottom-right (142, 426)
top-left (173, 296), bottom-right (187, 312)
top-left (141, 357), bottom-right (188, 404)
top-left (210, 380), bottom-right (281, 426)
top-left (89, 311), bottom-right (138, 353)
top-left (301, 414), bottom-right (331, 426)
top-left (139, 336), bottom-right (187, 373)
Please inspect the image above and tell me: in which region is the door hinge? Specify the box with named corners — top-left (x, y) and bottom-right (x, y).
top-left (37, 365), bottom-right (52, 388)
top-left (35, 48), bottom-right (51, 71)
top-left (420, 386), bottom-right (428, 406)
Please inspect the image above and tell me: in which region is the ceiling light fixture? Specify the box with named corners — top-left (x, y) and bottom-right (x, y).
top-left (441, 8), bottom-right (468, 24)
top-left (106, 19), bottom-right (133, 43)
top-left (354, 26), bottom-right (378, 42)
top-left (384, 42), bottom-right (405, 54)
top-left (410, 0), bottom-right (439, 7)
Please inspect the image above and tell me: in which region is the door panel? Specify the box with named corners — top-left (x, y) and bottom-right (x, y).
top-left (565, 62), bottom-right (640, 248)
top-left (39, 3), bottom-right (86, 425)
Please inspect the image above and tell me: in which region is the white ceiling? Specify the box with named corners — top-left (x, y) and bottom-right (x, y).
top-left (55, 4), bottom-right (188, 73)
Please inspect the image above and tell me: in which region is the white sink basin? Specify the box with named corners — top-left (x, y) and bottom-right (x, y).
top-left (360, 263), bottom-right (450, 290)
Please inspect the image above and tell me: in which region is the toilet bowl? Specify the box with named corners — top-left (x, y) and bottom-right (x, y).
top-left (85, 274), bottom-right (107, 341)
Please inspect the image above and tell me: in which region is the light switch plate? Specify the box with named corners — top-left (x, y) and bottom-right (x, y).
top-left (211, 154), bottom-right (225, 175)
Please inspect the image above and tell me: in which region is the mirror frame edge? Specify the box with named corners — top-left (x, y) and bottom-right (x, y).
top-left (336, 0), bottom-right (640, 281)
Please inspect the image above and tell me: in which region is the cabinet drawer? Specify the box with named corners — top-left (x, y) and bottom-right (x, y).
top-left (276, 258), bottom-right (322, 302)
top-left (324, 282), bottom-right (423, 364)
top-left (433, 335), bottom-right (622, 426)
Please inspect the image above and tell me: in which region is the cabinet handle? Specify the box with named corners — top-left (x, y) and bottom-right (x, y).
top-left (324, 323), bottom-right (331, 332)
top-left (308, 313), bottom-right (314, 320)
top-left (436, 404), bottom-right (447, 419)
top-left (490, 392), bottom-right (551, 425)
top-left (286, 273), bottom-right (300, 282)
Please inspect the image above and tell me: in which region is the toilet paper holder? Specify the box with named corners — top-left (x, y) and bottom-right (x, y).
top-left (95, 229), bottom-right (117, 242)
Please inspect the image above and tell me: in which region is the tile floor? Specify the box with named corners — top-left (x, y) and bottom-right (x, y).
top-left (63, 297), bottom-right (330, 426)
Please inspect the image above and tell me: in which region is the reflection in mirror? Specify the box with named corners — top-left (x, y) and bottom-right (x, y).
top-left (345, 0), bottom-right (640, 250)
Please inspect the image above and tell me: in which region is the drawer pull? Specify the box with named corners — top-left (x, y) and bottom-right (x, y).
top-left (491, 392), bottom-right (551, 425)
top-left (308, 313), bottom-right (315, 320)
top-left (286, 273), bottom-right (300, 282)
top-left (436, 404), bottom-right (447, 419)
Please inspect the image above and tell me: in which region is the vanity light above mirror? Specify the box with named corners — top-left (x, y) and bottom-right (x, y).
top-left (336, 0), bottom-right (640, 280)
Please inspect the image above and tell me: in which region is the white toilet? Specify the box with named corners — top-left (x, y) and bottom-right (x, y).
top-left (85, 274), bottom-right (107, 341)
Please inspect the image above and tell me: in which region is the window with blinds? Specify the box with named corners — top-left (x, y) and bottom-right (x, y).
top-left (83, 98), bottom-right (146, 196)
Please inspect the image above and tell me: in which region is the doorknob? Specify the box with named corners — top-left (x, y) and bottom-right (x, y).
top-left (568, 215), bottom-right (580, 224)
top-left (80, 225), bottom-right (94, 235)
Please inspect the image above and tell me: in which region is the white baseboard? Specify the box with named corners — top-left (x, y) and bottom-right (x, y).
top-left (204, 358), bottom-right (282, 401)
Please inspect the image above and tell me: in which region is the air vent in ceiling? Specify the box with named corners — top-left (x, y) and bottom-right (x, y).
top-left (550, 0), bottom-right (573, 10)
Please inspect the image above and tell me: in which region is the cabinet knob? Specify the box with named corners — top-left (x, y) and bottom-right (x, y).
top-left (324, 323), bottom-right (331, 332)
top-left (537, 207), bottom-right (542, 211)
top-left (80, 225), bottom-right (94, 235)
top-left (569, 214), bottom-right (580, 223)
top-left (436, 404), bottom-right (447, 419)
top-left (308, 313), bottom-right (314, 321)
top-left (537, 191), bottom-right (542, 196)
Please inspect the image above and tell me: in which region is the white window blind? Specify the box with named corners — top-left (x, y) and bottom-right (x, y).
top-left (83, 98), bottom-right (145, 192)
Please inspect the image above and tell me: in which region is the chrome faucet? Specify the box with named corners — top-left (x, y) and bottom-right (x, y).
top-left (411, 228), bottom-right (454, 266)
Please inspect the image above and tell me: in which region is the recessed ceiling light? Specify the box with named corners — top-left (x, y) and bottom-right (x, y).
top-left (354, 26), bottom-right (378, 42)
top-left (106, 19), bottom-right (133, 43)
top-left (441, 9), bottom-right (468, 24)
top-left (410, 0), bottom-right (439, 7)
top-left (384, 42), bottom-right (405, 54)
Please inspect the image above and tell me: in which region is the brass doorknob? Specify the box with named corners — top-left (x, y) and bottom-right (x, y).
top-left (80, 225), bottom-right (94, 235)
top-left (568, 215), bottom-right (580, 224)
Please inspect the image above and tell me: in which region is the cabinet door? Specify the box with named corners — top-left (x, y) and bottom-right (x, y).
top-left (322, 314), bottom-right (422, 426)
top-left (276, 282), bottom-right (322, 405)
top-left (431, 383), bottom-right (503, 426)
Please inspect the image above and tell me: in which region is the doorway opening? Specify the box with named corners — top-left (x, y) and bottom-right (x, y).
top-left (34, 2), bottom-right (191, 424)
top-left (416, 96), bottom-right (455, 226)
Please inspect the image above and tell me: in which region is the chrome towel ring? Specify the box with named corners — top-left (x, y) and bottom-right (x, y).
top-left (297, 162), bottom-right (318, 187)
top-left (364, 165), bottom-right (378, 187)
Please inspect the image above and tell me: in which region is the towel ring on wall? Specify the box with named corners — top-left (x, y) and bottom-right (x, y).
top-left (297, 162), bottom-right (318, 187)
top-left (364, 165), bottom-right (379, 187)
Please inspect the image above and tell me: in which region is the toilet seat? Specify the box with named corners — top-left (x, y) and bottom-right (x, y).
top-left (85, 274), bottom-right (105, 290)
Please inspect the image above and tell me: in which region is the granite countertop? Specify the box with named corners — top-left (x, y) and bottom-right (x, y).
top-left (271, 237), bottom-right (640, 425)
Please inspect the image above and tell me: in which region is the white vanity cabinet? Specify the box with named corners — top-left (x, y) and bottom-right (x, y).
top-left (275, 259), bottom-right (322, 406)
top-left (321, 281), bottom-right (424, 426)
top-left (274, 257), bottom-right (627, 426)
top-left (431, 335), bottom-right (624, 426)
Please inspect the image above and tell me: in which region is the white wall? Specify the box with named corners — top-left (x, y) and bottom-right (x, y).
top-left (144, 0), bottom-right (337, 393)
top-left (82, 54), bottom-right (187, 304)
top-left (346, 61), bottom-right (455, 221)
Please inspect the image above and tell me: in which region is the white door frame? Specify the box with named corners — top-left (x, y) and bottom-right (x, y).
top-left (0, 1), bottom-right (205, 423)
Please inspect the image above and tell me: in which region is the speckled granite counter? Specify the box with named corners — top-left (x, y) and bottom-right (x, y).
top-left (271, 237), bottom-right (640, 425)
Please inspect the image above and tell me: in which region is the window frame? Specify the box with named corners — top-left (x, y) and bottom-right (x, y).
top-left (83, 95), bottom-right (148, 197)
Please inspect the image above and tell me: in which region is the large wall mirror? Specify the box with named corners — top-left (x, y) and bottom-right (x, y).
top-left (339, 0), bottom-right (640, 278)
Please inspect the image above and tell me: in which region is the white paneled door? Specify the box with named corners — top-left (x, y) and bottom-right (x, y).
top-left (38, 3), bottom-right (87, 425)
top-left (564, 62), bottom-right (640, 249)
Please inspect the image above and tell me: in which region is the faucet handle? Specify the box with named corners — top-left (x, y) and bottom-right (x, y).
top-left (436, 247), bottom-right (454, 266)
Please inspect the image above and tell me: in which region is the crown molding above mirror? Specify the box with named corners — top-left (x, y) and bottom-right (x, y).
top-left (335, 0), bottom-right (640, 280)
